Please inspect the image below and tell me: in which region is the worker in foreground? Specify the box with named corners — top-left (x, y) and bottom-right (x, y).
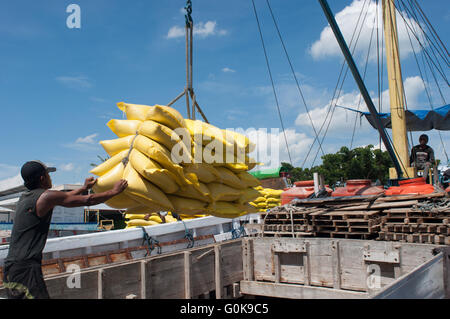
top-left (3, 160), bottom-right (128, 299)
top-left (410, 134), bottom-right (436, 184)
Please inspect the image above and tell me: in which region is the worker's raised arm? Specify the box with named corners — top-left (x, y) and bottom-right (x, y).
top-left (35, 180), bottom-right (128, 218)
top-left (66, 177), bottom-right (98, 196)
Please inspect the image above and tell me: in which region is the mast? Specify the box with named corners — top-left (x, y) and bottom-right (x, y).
top-left (382, 0), bottom-right (415, 179)
top-left (318, 0), bottom-right (404, 178)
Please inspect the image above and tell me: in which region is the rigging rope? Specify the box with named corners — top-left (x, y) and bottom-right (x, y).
top-left (396, 0), bottom-right (449, 162)
top-left (310, 0), bottom-right (373, 167)
top-left (265, 0), bottom-right (325, 159)
top-left (302, 0), bottom-right (372, 168)
top-left (251, 0), bottom-right (293, 165)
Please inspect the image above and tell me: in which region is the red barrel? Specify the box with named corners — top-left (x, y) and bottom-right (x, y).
top-left (445, 185), bottom-right (450, 194)
top-left (332, 179), bottom-right (385, 197)
top-left (281, 180), bottom-right (332, 205)
top-left (385, 177), bottom-right (434, 196)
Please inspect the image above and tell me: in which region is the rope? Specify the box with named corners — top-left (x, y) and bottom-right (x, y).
top-left (251, 0), bottom-right (293, 165)
top-left (265, 0), bottom-right (325, 158)
top-left (231, 222), bottom-right (246, 239)
top-left (180, 219), bottom-right (195, 249)
top-left (396, 0), bottom-right (449, 163)
top-left (302, 0), bottom-right (370, 168)
top-left (310, 0), bottom-right (372, 168)
top-left (121, 132), bottom-right (139, 167)
top-left (139, 226), bottom-right (161, 256)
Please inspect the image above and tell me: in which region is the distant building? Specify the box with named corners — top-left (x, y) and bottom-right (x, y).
top-left (0, 183), bottom-right (125, 240)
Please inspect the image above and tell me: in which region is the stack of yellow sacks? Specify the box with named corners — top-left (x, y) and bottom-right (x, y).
top-left (90, 102), bottom-right (262, 228)
top-left (249, 186), bottom-right (283, 212)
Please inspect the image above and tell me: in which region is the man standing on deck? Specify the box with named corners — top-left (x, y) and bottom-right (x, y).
top-left (3, 160), bottom-right (128, 299)
top-left (410, 134), bottom-right (436, 183)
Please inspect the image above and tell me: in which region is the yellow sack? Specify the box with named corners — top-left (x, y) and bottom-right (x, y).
top-left (210, 202), bottom-right (246, 219)
top-left (125, 219), bottom-right (159, 227)
top-left (253, 196), bottom-right (267, 203)
top-left (267, 203), bottom-right (279, 208)
top-left (133, 135), bottom-right (188, 185)
top-left (257, 202), bottom-right (267, 208)
top-left (185, 119), bottom-right (234, 148)
top-left (266, 197), bottom-right (281, 204)
top-left (146, 104), bottom-right (187, 130)
top-left (138, 120), bottom-right (191, 155)
top-left (222, 129), bottom-right (256, 153)
top-left (237, 172), bottom-right (260, 188)
top-left (123, 163), bottom-right (174, 211)
top-left (125, 214), bottom-right (162, 224)
top-left (107, 119), bottom-right (142, 138)
top-left (167, 195), bottom-right (209, 215)
top-left (264, 189), bottom-right (284, 198)
top-left (254, 186), bottom-right (264, 191)
top-left (174, 182), bottom-right (211, 203)
top-left (117, 102), bottom-right (150, 121)
top-left (92, 162), bottom-right (141, 209)
top-left (215, 167), bottom-right (244, 189)
top-left (207, 183), bottom-right (241, 202)
top-left (218, 162), bottom-right (249, 173)
top-left (258, 209), bottom-right (267, 212)
top-left (129, 149), bottom-right (179, 193)
top-left (100, 136), bottom-right (135, 157)
top-left (248, 202), bottom-right (257, 208)
top-left (238, 187), bottom-right (261, 205)
top-left (183, 163), bottom-right (220, 184)
top-left (90, 150), bottom-right (128, 176)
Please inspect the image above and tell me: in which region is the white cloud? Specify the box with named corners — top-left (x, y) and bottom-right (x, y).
top-left (222, 67), bottom-right (236, 73)
top-left (309, 0), bottom-right (422, 61)
top-left (0, 174), bottom-right (23, 192)
top-left (56, 76), bottom-right (93, 89)
top-left (294, 76), bottom-right (426, 135)
top-left (246, 128), bottom-right (314, 168)
top-left (0, 164), bottom-right (20, 180)
top-left (166, 21), bottom-right (227, 39)
top-left (63, 133), bottom-right (100, 152)
top-left (75, 133), bottom-right (98, 144)
top-left (59, 163), bottom-right (75, 172)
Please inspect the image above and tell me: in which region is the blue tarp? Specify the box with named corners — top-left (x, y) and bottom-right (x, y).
top-left (338, 104), bottom-right (450, 131)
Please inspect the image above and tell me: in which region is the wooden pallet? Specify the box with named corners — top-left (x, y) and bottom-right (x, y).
top-left (378, 231), bottom-right (450, 245)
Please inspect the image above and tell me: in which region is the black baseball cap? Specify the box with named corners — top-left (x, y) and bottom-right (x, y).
top-left (21, 160), bottom-right (56, 183)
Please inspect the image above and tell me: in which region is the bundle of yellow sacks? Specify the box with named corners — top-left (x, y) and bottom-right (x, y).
top-left (249, 187), bottom-right (283, 212)
top-left (90, 102), bottom-right (263, 228)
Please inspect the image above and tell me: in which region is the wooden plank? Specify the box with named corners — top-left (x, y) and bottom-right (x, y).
top-left (214, 245), bottom-right (222, 299)
top-left (102, 262), bottom-right (141, 299)
top-left (97, 269), bottom-right (103, 299)
top-left (240, 280), bottom-right (368, 299)
top-left (337, 200), bottom-right (418, 211)
top-left (372, 253), bottom-right (445, 299)
top-left (184, 251), bottom-right (192, 299)
top-left (140, 260), bottom-right (146, 299)
top-left (331, 241), bottom-right (341, 289)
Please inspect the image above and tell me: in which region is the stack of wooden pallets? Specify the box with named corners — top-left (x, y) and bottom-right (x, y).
top-left (261, 192), bottom-right (449, 243)
top-left (379, 197), bottom-right (450, 245)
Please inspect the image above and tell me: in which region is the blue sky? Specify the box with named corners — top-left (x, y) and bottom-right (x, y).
top-left (0, 0), bottom-right (449, 189)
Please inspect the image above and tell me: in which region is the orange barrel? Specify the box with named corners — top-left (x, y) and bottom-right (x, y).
top-left (332, 179), bottom-right (385, 197)
top-left (281, 180), bottom-right (332, 205)
top-left (385, 177), bottom-right (434, 196)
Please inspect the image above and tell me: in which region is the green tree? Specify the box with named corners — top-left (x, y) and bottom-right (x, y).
top-left (282, 145), bottom-right (393, 187)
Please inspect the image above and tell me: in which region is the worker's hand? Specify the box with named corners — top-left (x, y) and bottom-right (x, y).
top-left (143, 214), bottom-right (150, 221)
top-left (84, 177), bottom-right (97, 189)
top-left (112, 179), bottom-right (128, 194)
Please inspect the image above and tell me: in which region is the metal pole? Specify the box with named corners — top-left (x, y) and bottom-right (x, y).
top-left (318, 0), bottom-right (403, 179)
